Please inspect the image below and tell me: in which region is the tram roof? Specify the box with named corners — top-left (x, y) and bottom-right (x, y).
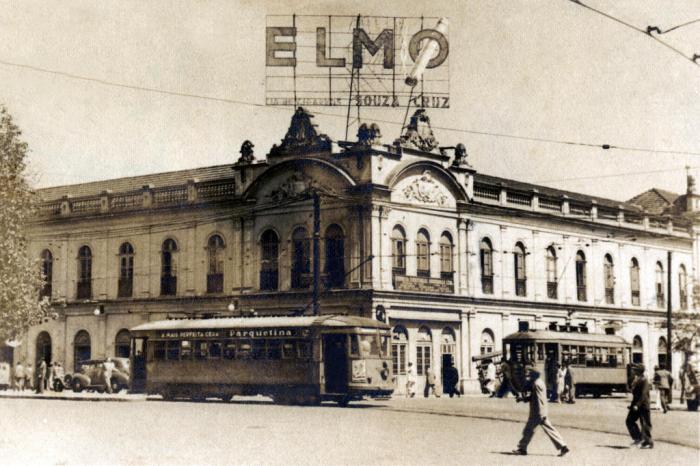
top-left (503, 330), bottom-right (630, 346)
top-left (130, 314), bottom-right (390, 333)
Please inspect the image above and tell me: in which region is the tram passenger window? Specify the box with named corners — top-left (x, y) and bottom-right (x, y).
top-left (181, 341), bottom-right (193, 360)
top-left (281, 341), bottom-right (295, 359)
top-left (167, 341), bottom-right (180, 360)
top-left (536, 344), bottom-right (545, 361)
top-left (360, 334), bottom-right (380, 356)
top-left (210, 341), bottom-right (222, 359)
top-left (195, 341), bottom-right (208, 360)
top-left (251, 340), bottom-right (266, 359)
top-left (223, 342), bottom-right (236, 359)
top-left (349, 336), bottom-right (359, 356)
top-left (267, 340), bottom-right (281, 359)
top-left (297, 341), bottom-right (311, 360)
top-left (238, 341), bottom-right (252, 359)
top-left (154, 341), bottom-right (166, 361)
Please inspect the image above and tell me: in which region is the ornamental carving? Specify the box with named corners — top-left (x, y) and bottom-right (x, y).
top-left (269, 107), bottom-right (332, 156)
top-left (396, 109), bottom-right (439, 152)
top-left (268, 171), bottom-right (334, 202)
top-left (402, 170), bottom-right (449, 206)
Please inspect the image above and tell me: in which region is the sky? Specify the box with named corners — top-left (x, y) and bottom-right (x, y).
top-left (1, 0), bottom-right (699, 202)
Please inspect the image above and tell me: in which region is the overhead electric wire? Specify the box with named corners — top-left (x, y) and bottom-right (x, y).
top-left (1, 57), bottom-right (699, 157)
top-left (535, 165), bottom-right (700, 184)
top-left (647, 18), bottom-right (700, 35)
top-left (567, 0), bottom-right (700, 67)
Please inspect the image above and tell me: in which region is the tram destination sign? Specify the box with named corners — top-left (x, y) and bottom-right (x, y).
top-left (157, 328), bottom-right (309, 339)
top-left (265, 15), bottom-right (450, 108)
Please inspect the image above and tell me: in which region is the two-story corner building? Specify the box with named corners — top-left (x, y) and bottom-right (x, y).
top-left (13, 107), bottom-right (699, 394)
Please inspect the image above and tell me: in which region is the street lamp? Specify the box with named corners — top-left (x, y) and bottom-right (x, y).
top-left (227, 302), bottom-right (236, 313)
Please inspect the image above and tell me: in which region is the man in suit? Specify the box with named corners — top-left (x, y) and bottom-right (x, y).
top-left (627, 364), bottom-right (654, 449)
top-left (653, 365), bottom-right (673, 413)
top-left (512, 364), bottom-right (570, 457)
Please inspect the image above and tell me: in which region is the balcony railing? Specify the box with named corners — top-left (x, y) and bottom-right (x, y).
top-left (481, 275), bottom-right (494, 294)
top-left (76, 281), bottom-right (92, 299)
top-left (576, 285), bottom-right (587, 302)
top-left (515, 279), bottom-right (527, 297)
top-left (207, 273), bottom-right (223, 294)
top-left (605, 288), bottom-right (615, 304)
top-left (118, 278), bottom-right (133, 298)
top-left (547, 281), bottom-right (558, 299)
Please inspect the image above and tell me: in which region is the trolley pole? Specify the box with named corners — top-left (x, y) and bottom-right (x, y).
top-left (667, 251), bottom-right (673, 373)
top-left (312, 192), bottom-right (321, 316)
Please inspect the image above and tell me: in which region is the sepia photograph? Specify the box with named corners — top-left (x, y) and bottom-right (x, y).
top-left (0, 1), bottom-right (698, 464)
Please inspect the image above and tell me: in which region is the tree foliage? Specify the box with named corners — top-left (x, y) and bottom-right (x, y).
top-left (0, 105), bottom-right (48, 341)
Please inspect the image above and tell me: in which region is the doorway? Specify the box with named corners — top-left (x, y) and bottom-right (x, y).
top-left (323, 334), bottom-right (348, 393)
top-left (131, 337), bottom-right (147, 393)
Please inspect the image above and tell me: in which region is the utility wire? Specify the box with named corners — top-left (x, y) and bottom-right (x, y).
top-left (568, 0), bottom-right (700, 67)
top-left (647, 18), bottom-right (700, 35)
top-left (535, 165), bottom-right (699, 184)
top-left (1, 57), bottom-right (700, 157)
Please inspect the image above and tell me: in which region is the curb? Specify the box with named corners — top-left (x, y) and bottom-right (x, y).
top-left (0, 393), bottom-right (144, 403)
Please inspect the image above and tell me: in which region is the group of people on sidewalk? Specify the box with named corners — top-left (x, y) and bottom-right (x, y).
top-left (479, 358), bottom-right (576, 403)
top-left (10, 359), bottom-right (64, 393)
top-left (404, 360), bottom-right (462, 398)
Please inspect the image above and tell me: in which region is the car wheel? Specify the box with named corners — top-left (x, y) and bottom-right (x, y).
top-left (111, 379), bottom-right (120, 393)
top-left (53, 380), bottom-right (64, 392)
top-left (72, 380), bottom-right (83, 393)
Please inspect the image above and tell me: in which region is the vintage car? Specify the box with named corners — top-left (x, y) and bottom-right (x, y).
top-left (66, 358), bottom-right (130, 393)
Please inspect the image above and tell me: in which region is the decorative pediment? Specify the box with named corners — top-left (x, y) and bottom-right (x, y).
top-left (396, 109), bottom-right (439, 152)
top-left (270, 107), bottom-right (332, 156)
top-left (268, 171), bottom-right (333, 202)
top-left (401, 170), bottom-right (449, 206)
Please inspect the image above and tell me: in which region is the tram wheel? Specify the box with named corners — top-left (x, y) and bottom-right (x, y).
top-left (221, 394), bottom-right (233, 402)
top-left (337, 397), bottom-right (350, 407)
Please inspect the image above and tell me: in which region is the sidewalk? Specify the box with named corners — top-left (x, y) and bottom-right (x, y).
top-left (0, 389), bottom-right (144, 402)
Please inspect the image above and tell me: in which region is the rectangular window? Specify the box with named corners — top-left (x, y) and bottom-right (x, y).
top-left (392, 343), bottom-right (406, 375)
top-left (416, 344), bottom-right (431, 376)
top-left (360, 334), bottom-right (380, 356)
top-left (392, 239), bottom-right (405, 271)
top-left (166, 341), bottom-right (180, 360)
top-left (282, 340), bottom-right (295, 359)
top-left (209, 341), bottom-right (222, 359)
top-left (297, 340), bottom-right (311, 359)
top-left (154, 341), bottom-right (166, 361)
top-left (180, 340), bottom-right (193, 360)
top-left (251, 340), bottom-right (266, 359)
top-left (417, 242), bottom-right (430, 276)
top-left (267, 340), bottom-right (282, 359)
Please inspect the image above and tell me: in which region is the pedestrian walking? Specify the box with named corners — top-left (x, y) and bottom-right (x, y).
top-left (626, 364), bottom-right (654, 449)
top-left (485, 360), bottom-right (497, 397)
top-left (45, 361), bottom-right (52, 391)
top-left (424, 366), bottom-right (440, 398)
top-left (562, 362), bottom-right (576, 403)
top-left (556, 364), bottom-right (566, 403)
top-left (36, 359), bottom-right (47, 394)
top-left (653, 366), bottom-right (673, 413)
top-left (14, 361), bottom-right (25, 391)
top-left (512, 364), bottom-right (570, 457)
top-left (103, 358), bottom-right (115, 393)
top-left (443, 361), bottom-right (461, 398)
top-left (496, 358), bottom-right (520, 398)
top-left (25, 363), bottom-right (34, 391)
top-left (405, 362), bottom-right (417, 398)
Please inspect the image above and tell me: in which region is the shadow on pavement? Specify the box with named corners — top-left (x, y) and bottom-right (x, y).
top-left (596, 445), bottom-right (630, 450)
top-left (494, 451), bottom-right (553, 457)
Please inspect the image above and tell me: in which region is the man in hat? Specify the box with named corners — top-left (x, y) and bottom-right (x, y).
top-left (512, 364), bottom-right (569, 456)
top-left (627, 364), bottom-right (653, 448)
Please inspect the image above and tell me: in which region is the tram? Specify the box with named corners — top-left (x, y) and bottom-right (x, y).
top-left (129, 314), bottom-right (394, 406)
top-left (503, 323), bottom-right (632, 398)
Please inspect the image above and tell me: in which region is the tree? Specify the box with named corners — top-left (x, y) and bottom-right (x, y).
top-left (671, 317), bottom-right (700, 405)
top-left (0, 105), bottom-right (49, 342)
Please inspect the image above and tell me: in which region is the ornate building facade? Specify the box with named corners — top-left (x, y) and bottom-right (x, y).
top-left (16, 108), bottom-right (700, 394)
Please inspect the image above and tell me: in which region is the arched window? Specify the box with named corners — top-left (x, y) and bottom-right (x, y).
top-left (480, 238), bottom-right (494, 294)
top-left (657, 337), bottom-right (668, 369)
top-left (480, 328), bottom-right (495, 355)
top-left (160, 239), bottom-right (178, 296)
top-left (416, 326), bottom-right (432, 376)
top-left (514, 243), bottom-right (526, 297)
top-left (604, 254), bottom-right (615, 304)
top-left (36, 331), bottom-right (52, 366)
top-left (632, 335), bottom-right (643, 364)
top-left (207, 235), bottom-right (225, 293)
top-left (74, 330), bottom-right (91, 372)
top-left (260, 230), bottom-right (279, 291)
top-left (655, 261), bottom-right (665, 308)
top-left (40, 249), bottom-right (53, 299)
top-left (392, 326), bottom-right (408, 376)
top-left (118, 242), bottom-right (134, 298)
top-left (679, 264), bottom-right (688, 310)
top-left (391, 226), bottom-right (407, 274)
top-left (630, 258), bottom-right (640, 306)
top-left (115, 329), bottom-right (131, 358)
top-left (77, 246), bottom-right (92, 299)
top-left (441, 327), bottom-right (457, 366)
top-left (325, 224), bottom-right (345, 288)
top-left (416, 229), bottom-right (431, 277)
top-left (439, 232), bottom-right (453, 280)
top-left (546, 246), bottom-right (558, 299)
top-left (575, 251), bottom-right (587, 302)
top-left (291, 227), bottom-right (310, 289)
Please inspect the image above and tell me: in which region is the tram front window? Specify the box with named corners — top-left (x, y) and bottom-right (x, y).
top-left (507, 342), bottom-right (535, 363)
top-left (359, 334), bottom-right (380, 357)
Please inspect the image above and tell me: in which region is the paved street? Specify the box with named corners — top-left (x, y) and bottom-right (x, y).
top-left (0, 394), bottom-right (697, 465)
